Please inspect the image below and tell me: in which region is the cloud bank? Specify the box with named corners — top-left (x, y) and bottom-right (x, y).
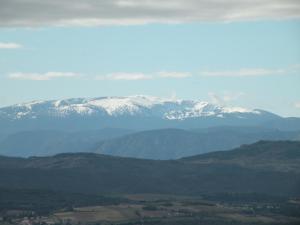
top-left (95, 71), bottom-right (191, 80)
top-left (294, 102), bottom-right (300, 109)
top-left (8, 71), bottom-right (191, 81)
top-left (0, 42), bottom-right (22, 49)
top-left (200, 68), bottom-right (286, 77)
top-left (95, 73), bottom-right (152, 81)
top-left (8, 72), bottom-right (80, 80)
top-left (208, 91), bottom-right (244, 105)
top-left (7, 65), bottom-right (297, 81)
top-left (1, 0), bottom-right (299, 27)
top-left (158, 71), bottom-right (191, 78)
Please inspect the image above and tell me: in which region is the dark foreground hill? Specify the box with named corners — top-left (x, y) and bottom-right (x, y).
top-left (0, 141), bottom-right (299, 197)
top-left (182, 140), bottom-right (300, 172)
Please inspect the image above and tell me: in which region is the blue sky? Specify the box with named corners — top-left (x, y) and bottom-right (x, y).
top-left (0, 1), bottom-right (300, 116)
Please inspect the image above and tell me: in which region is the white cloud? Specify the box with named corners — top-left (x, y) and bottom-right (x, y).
top-left (294, 102), bottom-right (300, 109)
top-left (8, 72), bottom-right (80, 80)
top-left (1, 0), bottom-right (299, 27)
top-left (95, 71), bottom-right (192, 80)
top-left (0, 42), bottom-right (22, 49)
top-left (7, 71), bottom-right (192, 81)
top-left (208, 91), bottom-right (244, 105)
top-left (95, 73), bottom-right (152, 80)
top-left (200, 68), bottom-right (285, 77)
top-left (158, 71), bottom-right (191, 78)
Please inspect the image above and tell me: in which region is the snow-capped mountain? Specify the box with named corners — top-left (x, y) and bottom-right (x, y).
top-left (0, 95), bottom-right (282, 132)
top-left (0, 95), bottom-right (263, 120)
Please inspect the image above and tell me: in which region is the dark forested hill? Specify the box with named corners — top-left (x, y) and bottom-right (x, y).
top-left (0, 141), bottom-right (299, 197)
top-left (182, 140), bottom-right (300, 172)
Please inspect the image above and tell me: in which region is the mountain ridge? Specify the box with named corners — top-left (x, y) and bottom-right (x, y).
top-left (0, 95), bottom-right (268, 120)
top-left (2, 95), bottom-right (295, 133)
top-left (93, 127), bottom-right (300, 159)
top-left (0, 141), bottom-right (299, 197)
top-left (1, 126), bottom-right (299, 158)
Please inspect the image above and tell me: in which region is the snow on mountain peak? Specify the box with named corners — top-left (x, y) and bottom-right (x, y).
top-left (0, 95), bottom-right (261, 120)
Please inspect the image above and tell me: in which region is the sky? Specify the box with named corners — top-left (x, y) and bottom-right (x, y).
top-left (0, 0), bottom-right (300, 117)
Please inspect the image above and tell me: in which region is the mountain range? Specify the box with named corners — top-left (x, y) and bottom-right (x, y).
top-left (1, 95), bottom-right (298, 133)
top-left (0, 128), bottom-right (133, 157)
top-left (0, 127), bottom-right (299, 158)
top-left (93, 127), bottom-right (300, 159)
top-left (1, 96), bottom-right (300, 159)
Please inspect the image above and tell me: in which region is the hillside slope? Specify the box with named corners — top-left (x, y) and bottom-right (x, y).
top-left (182, 140), bottom-right (300, 172)
top-left (0, 141), bottom-right (299, 197)
top-left (0, 128), bottom-right (133, 157)
top-left (1, 126), bottom-right (298, 158)
top-left (94, 127), bottom-right (300, 159)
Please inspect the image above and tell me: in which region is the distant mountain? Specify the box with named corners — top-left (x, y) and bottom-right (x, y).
top-left (1, 126), bottom-right (299, 158)
top-left (0, 133), bottom-right (6, 142)
top-left (0, 128), bottom-right (133, 157)
top-left (0, 141), bottom-right (299, 197)
top-left (0, 96), bottom-right (268, 120)
top-left (94, 128), bottom-right (204, 159)
top-left (1, 95), bottom-right (290, 133)
top-left (93, 127), bottom-right (300, 159)
top-left (262, 117), bottom-right (300, 131)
